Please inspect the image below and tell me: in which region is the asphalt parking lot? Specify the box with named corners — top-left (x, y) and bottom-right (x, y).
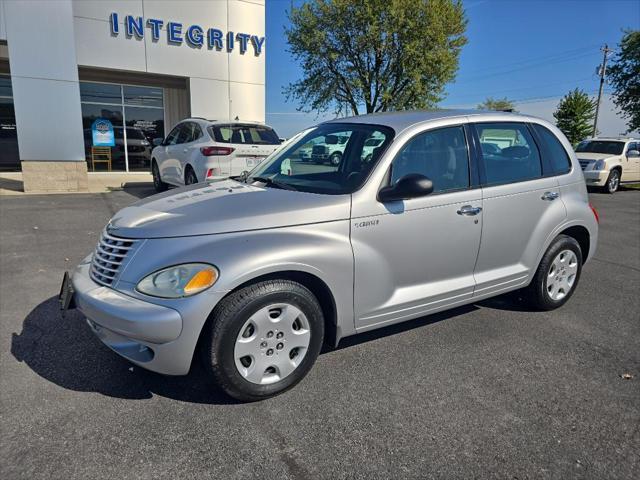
top-left (1, 186), bottom-right (638, 479)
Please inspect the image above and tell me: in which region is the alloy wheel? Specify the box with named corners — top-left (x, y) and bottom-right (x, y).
top-left (608, 170), bottom-right (620, 193)
top-left (546, 249), bottom-right (578, 301)
top-left (234, 303), bottom-right (311, 385)
top-left (152, 164), bottom-right (161, 188)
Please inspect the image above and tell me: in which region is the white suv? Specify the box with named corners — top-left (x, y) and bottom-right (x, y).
top-left (576, 137), bottom-right (640, 193)
top-left (151, 119), bottom-right (282, 191)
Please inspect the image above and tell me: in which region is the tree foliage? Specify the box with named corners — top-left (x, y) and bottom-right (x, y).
top-left (285, 0), bottom-right (467, 115)
top-left (607, 30), bottom-right (640, 134)
top-left (477, 97), bottom-right (516, 112)
top-left (553, 89), bottom-right (596, 145)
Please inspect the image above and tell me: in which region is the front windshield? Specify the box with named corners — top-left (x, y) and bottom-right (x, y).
top-left (244, 123), bottom-right (394, 195)
top-left (575, 140), bottom-right (624, 155)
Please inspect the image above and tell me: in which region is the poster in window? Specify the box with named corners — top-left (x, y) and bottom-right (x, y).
top-left (91, 118), bottom-right (115, 147)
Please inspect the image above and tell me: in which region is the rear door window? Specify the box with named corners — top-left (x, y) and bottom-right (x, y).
top-left (475, 122), bottom-right (542, 185)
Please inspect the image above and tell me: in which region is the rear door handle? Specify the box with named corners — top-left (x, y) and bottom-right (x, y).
top-left (541, 191), bottom-right (559, 201)
top-left (457, 205), bottom-right (482, 216)
top-left (183, 148), bottom-right (189, 153)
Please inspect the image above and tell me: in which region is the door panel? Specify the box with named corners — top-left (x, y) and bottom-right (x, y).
top-left (160, 124), bottom-right (184, 185)
top-left (352, 124), bottom-right (482, 330)
top-left (352, 190), bottom-right (483, 329)
top-left (473, 178), bottom-right (566, 296)
top-left (622, 143), bottom-right (640, 182)
top-left (471, 121), bottom-right (567, 297)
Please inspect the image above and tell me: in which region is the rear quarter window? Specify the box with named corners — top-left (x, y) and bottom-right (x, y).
top-left (532, 124), bottom-right (572, 175)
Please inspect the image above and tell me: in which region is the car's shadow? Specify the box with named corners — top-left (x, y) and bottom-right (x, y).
top-left (11, 293), bottom-right (532, 405)
top-left (11, 296), bottom-right (238, 405)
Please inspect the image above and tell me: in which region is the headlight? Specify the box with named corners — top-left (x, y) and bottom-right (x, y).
top-left (136, 263), bottom-right (218, 298)
top-left (594, 159), bottom-right (606, 170)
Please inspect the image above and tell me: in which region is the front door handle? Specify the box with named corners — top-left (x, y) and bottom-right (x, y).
top-left (541, 191), bottom-right (559, 201)
top-left (457, 205), bottom-right (482, 216)
top-left (183, 148), bottom-right (189, 153)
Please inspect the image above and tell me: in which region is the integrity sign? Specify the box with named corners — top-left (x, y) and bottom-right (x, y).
top-left (109, 13), bottom-right (265, 56)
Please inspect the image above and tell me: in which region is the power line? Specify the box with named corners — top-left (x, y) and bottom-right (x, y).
top-left (458, 44), bottom-right (600, 76)
top-left (454, 49), bottom-right (601, 84)
top-left (448, 76), bottom-right (594, 101)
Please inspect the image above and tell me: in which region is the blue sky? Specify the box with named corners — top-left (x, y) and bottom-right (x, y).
top-left (265, 0), bottom-right (640, 137)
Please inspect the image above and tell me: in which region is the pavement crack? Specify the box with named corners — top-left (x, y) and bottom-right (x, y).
top-left (591, 257), bottom-right (640, 273)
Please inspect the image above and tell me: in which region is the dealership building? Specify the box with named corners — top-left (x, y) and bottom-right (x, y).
top-left (0, 0), bottom-right (265, 192)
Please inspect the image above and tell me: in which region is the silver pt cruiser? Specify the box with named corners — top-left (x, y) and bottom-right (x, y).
top-left (61, 110), bottom-right (599, 401)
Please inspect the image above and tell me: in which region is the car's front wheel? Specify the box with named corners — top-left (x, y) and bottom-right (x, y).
top-left (200, 279), bottom-right (325, 401)
top-left (152, 161), bottom-right (168, 192)
top-left (524, 234), bottom-right (583, 310)
top-left (604, 169), bottom-right (620, 194)
top-left (329, 152), bottom-right (342, 166)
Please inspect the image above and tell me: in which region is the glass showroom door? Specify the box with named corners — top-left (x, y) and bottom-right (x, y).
top-left (123, 85), bottom-right (165, 172)
top-left (80, 82), bottom-right (126, 172)
top-left (0, 76), bottom-right (20, 171)
top-left (79, 82), bottom-right (165, 172)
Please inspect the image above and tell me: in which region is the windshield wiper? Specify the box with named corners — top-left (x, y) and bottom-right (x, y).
top-left (251, 176), bottom-right (298, 191)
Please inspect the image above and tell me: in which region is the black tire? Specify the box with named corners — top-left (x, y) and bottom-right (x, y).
top-left (185, 167), bottom-right (198, 185)
top-left (603, 168), bottom-right (621, 194)
top-left (329, 152), bottom-right (342, 166)
top-left (524, 234), bottom-right (583, 311)
top-left (200, 280), bottom-right (325, 402)
top-left (152, 161), bottom-right (168, 192)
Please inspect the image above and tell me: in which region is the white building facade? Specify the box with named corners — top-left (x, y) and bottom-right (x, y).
top-left (0, 0), bottom-right (265, 192)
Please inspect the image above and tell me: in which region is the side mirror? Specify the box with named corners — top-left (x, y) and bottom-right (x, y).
top-left (627, 149), bottom-right (639, 158)
top-left (152, 138), bottom-right (164, 147)
top-left (378, 173), bottom-right (434, 202)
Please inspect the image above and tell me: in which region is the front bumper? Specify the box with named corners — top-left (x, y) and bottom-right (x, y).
top-left (71, 262), bottom-right (202, 375)
top-left (582, 170), bottom-right (608, 186)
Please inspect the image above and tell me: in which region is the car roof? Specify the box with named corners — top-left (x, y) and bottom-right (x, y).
top-left (589, 137), bottom-right (636, 141)
top-left (324, 109), bottom-right (528, 133)
top-left (184, 118), bottom-right (271, 127)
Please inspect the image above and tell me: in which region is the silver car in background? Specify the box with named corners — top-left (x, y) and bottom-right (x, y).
top-left (150, 119), bottom-right (281, 190)
top-left (63, 110), bottom-right (599, 401)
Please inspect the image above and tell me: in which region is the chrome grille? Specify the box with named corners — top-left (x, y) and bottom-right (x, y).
top-left (579, 160), bottom-right (591, 171)
top-left (90, 231), bottom-right (138, 287)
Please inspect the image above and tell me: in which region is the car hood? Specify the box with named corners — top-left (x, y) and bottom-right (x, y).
top-left (107, 180), bottom-right (351, 239)
top-left (575, 153), bottom-right (616, 161)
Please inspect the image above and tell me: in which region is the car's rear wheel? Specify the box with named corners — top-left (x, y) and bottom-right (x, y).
top-left (152, 161), bottom-right (168, 192)
top-left (185, 167), bottom-right (198, 185)
top-left (200, 279), bottom-right (325, 401)
top-left (524, 234), bottom-right (583, 311)
top-left (604, 169), bottom-right (620, 194)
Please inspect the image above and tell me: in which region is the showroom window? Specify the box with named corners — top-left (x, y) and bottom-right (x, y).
top-left (0, 75), bottom-right (20, 171)
top-left (80, 82), bottom-right (165, 172)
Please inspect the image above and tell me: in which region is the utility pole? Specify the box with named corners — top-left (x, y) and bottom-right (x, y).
top-left (592, 44), bottom-right (613, 137)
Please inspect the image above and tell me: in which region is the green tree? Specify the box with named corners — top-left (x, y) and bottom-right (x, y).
top-left (477, 97), bottom-right (516, 112)
top-left (607, 30), bottom-right (640, 134)
top-left (285, 0), bottom-right (467, 115)
top-left (553, 89), bottom-right (596, 145)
